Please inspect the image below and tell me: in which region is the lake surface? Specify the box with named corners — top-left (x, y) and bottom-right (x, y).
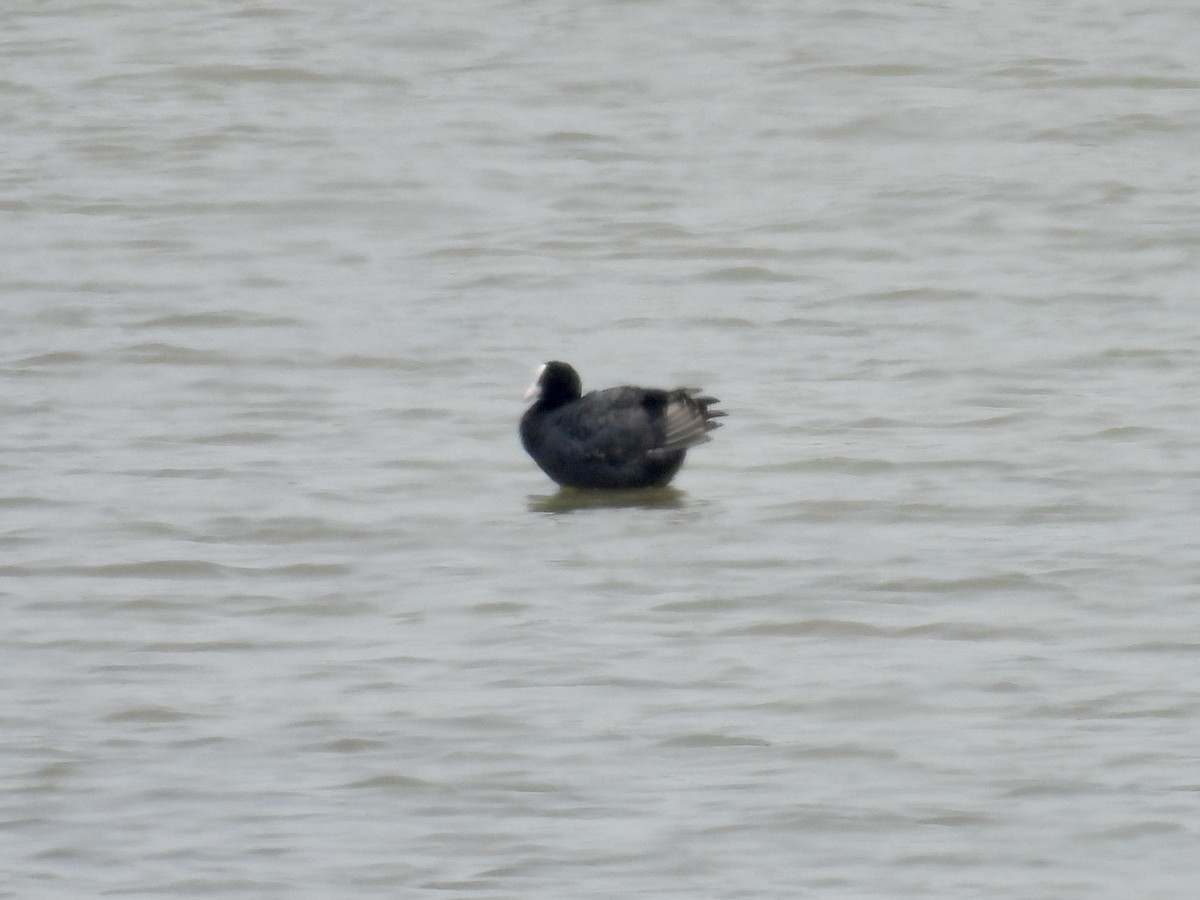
top-left (3, 2), bottom-right (1199, 897)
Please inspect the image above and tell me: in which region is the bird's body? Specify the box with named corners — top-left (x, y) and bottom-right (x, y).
top-left (520, 361), bottom-right (724, 489)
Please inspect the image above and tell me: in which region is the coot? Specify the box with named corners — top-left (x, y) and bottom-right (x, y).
top-left (520, 361), bottom-right (725, 489)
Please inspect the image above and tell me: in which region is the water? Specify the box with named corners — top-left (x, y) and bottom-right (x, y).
top-left (3, 2), bottom-right (1199, 897)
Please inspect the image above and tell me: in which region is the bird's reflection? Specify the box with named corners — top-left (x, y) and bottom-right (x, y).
top-left (527, 486), bottom-right (687, 513)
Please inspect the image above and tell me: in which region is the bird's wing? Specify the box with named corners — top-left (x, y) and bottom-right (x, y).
top-left (649, 389), bottom-right (725, 457)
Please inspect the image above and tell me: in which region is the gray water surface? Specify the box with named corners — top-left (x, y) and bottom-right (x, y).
top-left (3, 2), bottom-right (1199, 898)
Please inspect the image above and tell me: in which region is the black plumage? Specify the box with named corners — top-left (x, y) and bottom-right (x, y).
top-left (519, 361), bottom-right (724, 489)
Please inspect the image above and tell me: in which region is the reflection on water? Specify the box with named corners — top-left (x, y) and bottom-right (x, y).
top-left (527, 486), bottom-right (688, 513)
